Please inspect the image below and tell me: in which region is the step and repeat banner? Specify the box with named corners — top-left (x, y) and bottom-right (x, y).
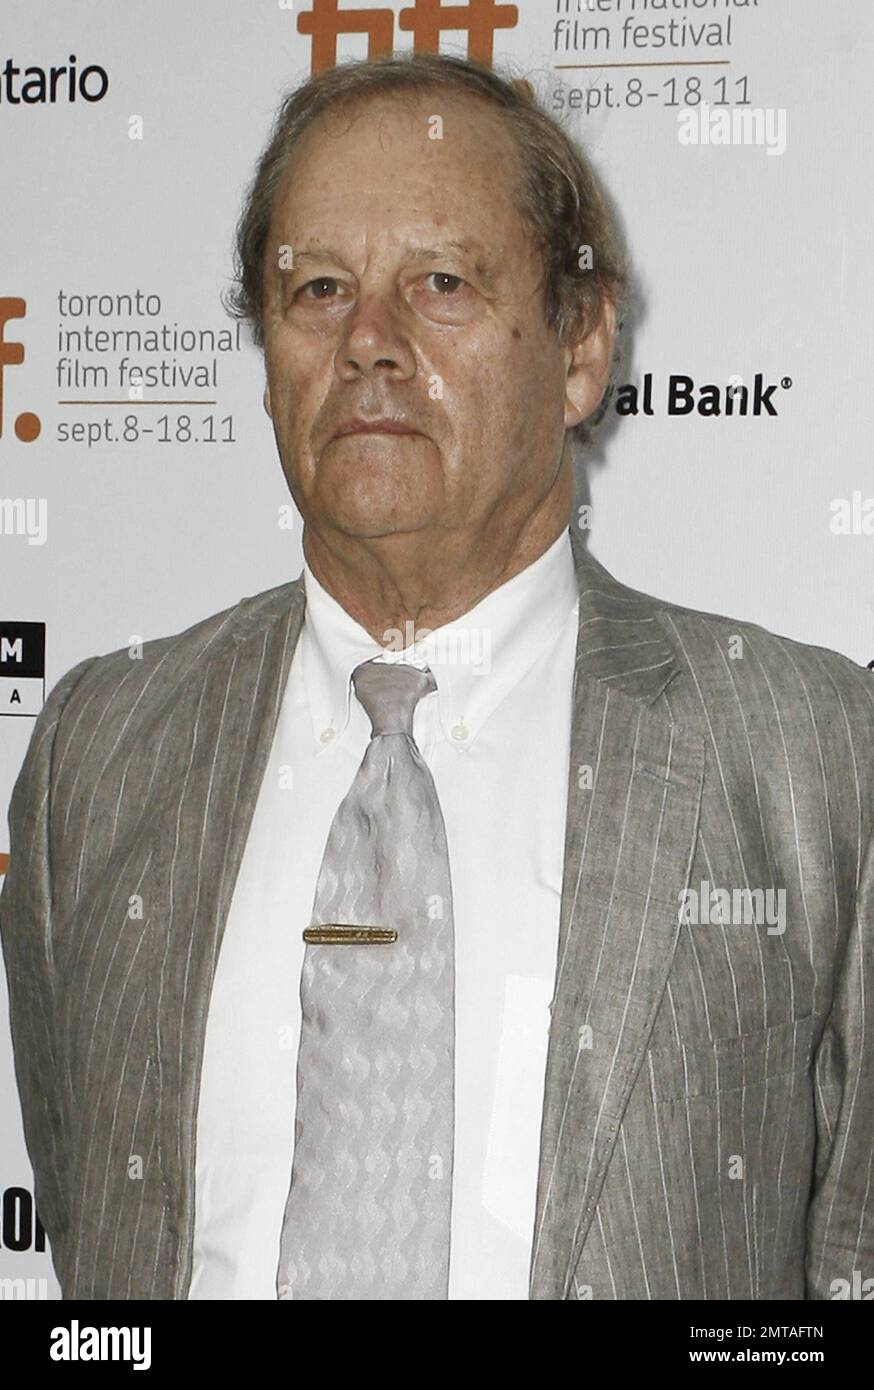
top-left (1, 0), bottom-right (872, 1297)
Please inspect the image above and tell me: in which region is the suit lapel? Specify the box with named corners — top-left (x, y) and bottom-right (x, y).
top-left (528, 529), bottom-right (705, 1299)
top-left (144, 580), bottom-right (306, 1295)
top-left (142, 527), bottom-right (703, 1299)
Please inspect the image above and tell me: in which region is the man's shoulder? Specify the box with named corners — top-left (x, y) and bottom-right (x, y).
top-left (45, 573), bottom-right (305, 737)
top-left (655, 589), bottom-right (872, 712)
top-left (605, 566), bottom-right (874, 743)
top-left (578, 538), bottom-right (873, 722)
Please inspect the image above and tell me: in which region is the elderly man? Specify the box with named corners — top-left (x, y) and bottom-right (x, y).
top-left (1, 52), bottom-right (872, 1302)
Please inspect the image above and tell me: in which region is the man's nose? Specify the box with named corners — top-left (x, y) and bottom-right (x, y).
top-left (335, 292), bottom-right (416, 379)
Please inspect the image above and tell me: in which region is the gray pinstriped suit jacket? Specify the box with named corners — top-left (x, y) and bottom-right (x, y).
top-left (2, 523), bottom-right (872, 1300)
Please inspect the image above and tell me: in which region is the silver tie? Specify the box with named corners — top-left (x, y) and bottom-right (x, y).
top-left (276, 656), bottom-right (456, 1299)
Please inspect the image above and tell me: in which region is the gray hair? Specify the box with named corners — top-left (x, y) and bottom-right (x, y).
top-left (223, 51), bottom-right (629, 445)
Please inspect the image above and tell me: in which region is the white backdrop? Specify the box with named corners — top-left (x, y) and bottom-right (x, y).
top-left (1, 0), bottom-right (872, 1295)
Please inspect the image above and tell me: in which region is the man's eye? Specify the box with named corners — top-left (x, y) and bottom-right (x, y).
top-left (300, 277), bottom-right (339, 299)
top-left (425, 272), bottom-right (464, 294)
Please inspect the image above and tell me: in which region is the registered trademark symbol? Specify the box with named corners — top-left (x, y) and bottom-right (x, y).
top-left (781, 377), bottom-right (792, 389)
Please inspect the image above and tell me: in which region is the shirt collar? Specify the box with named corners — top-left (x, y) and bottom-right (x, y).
top-left (300, 526), bottom-right (578, 754)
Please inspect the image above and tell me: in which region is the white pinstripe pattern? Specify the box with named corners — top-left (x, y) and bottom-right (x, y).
top-left (1, 529), bottom-right (871, 1299)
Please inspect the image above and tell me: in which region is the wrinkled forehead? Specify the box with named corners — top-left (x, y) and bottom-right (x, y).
top-left (267, 88), bottom-right (527, 243)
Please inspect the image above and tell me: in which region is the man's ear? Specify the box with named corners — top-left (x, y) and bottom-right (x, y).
top-left (263, 382), bottom-right (272, 419)
top-left (564, 296), bottom-right (618, 430)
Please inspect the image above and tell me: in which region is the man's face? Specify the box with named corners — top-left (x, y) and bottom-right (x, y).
top-left (261, 91), bottom-right (589, 545)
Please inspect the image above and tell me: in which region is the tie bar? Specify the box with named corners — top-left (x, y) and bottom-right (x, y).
top-left (303, 925), bottom-right (398, 945)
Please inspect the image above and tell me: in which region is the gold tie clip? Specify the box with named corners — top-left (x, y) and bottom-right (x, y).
top-left (302, 924), bottom-right (398, 945)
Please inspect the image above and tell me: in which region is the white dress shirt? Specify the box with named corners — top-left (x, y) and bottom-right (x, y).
top-left (188, 527), bottom-right (580, 1300)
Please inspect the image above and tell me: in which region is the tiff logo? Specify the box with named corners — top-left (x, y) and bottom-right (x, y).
top-left (296, 0), bottom-right (520, 74)
top-left (0, 299), bottom-right (41, 442)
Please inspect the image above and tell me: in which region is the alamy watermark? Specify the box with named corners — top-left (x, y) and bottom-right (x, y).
top-left (679, 879), bottom-right (786, 935)
top-left (678, 101), bottom-right (787, 157)
top-left (381, 620), bottom-right (491, 675)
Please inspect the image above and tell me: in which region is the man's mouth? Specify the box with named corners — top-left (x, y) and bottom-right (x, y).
top-left (332, 417), bottom-right (421, 440)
